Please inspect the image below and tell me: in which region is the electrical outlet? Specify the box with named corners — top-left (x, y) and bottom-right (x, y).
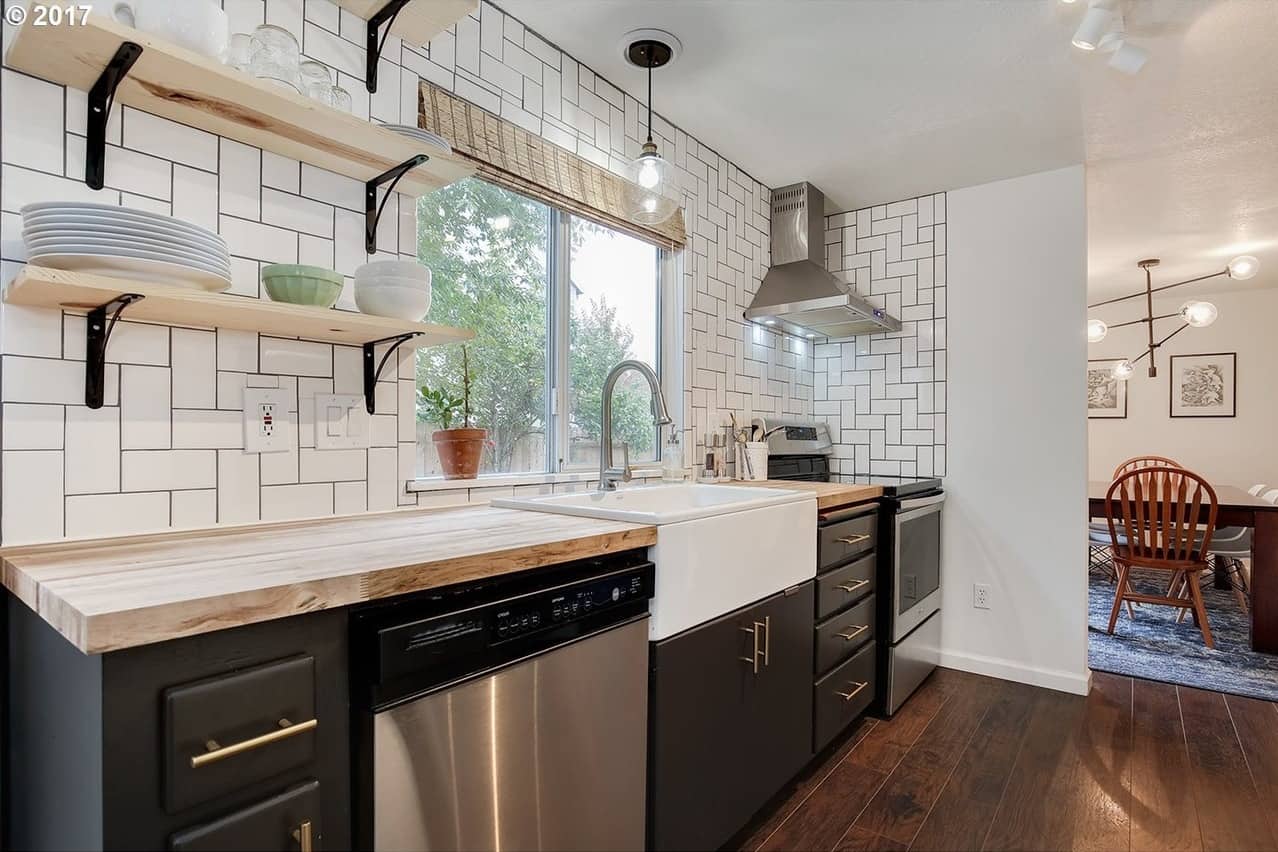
top-left (973, 583), bottom-right (992, 610)
top-left (243, 388), bottom-right (291, 453)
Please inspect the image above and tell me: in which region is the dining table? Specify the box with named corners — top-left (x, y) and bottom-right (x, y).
top-left (1089, 481), bottom-right (1278, 654)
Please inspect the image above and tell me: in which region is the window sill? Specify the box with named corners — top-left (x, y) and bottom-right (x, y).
top-left (406, 468), bottom-right (672, 493)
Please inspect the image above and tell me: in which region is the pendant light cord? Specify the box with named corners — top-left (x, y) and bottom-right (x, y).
top-left (646, 55), bottom-right (654, 145)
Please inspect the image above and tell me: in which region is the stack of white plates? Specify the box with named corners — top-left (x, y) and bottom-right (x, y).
top-left (21, 202), bottom-right (232, 292)
top-left (378, 124), bottom-right (452, 153)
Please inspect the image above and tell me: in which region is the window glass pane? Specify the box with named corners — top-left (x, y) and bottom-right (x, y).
top-left (415, 179), bottom-right (550, 476)
top-left (567, 217), bottom-right (660, 468)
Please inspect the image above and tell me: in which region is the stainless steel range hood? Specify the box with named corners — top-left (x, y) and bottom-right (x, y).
top-left (745, 182), bottom-right (901, 341)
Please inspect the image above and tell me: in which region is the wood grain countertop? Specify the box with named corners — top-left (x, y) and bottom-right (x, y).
top-left (0, 506), bottom-right (656, 655)
top-left (713, 480), bottom-right (884, 512)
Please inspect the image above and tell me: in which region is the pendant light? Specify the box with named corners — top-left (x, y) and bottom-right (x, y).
top-left (622, 31), bottom-right (680, 225)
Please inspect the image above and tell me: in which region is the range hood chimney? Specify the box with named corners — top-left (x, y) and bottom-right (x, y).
top-left (745, 182), bottom-right (902, 341)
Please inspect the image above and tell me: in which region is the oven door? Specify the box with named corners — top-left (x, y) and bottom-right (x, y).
top-left (892, 493), bottom-right (944, 642)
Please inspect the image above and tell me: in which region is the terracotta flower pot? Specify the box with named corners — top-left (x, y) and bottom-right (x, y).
top-left (433, 427), bottom-right (487, 479)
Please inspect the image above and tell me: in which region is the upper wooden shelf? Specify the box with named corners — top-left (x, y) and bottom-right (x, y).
top-left (337, 0), bottom-right (478, 47)
top-left (2, 13), bottom-right (474, 197)
top-left (6, 265), bottom-right (474, 349)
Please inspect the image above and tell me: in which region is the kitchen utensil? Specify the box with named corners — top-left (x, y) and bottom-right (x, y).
top-left (299, 60), bottom-right (332, 101)
top-left (249, 24), bottom-right (300, 92)
top-left (736, 442), bottom-right (767, 481)
top-left (354, 281), bottom-right (432, 320)
top-left (261, 264), bottom-right (344, 307)
top-left (114, 0), bottom-right (229, 60)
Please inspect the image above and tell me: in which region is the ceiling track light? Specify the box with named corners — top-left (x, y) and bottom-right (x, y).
top-left (1072, 2), bottom-right (1115, 50)
top-left (1086, 255), bottom-right (1260, 379)
top-left (1068, 1), bottom-right (1148, 74)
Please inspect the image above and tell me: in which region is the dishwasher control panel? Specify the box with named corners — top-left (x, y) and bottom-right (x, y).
top-left (498, 570), bottom-right (648, 639)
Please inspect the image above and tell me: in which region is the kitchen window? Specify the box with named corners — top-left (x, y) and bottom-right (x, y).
top-left (414, 178), bottom-right (668, 478)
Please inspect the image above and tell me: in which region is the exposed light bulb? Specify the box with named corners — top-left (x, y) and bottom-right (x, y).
top-left (1072, 6), bottom-right (1114, 50)
top-left (1180, 300), bottom-right (1219, 328)
top-left (1087, 318), bottom-right (1109, 343)
top-left (489, 214), bottom-right (511, 231)
top-left (1112, 359), bottom-right (1135, 380)
top-left (1227, 255), bottom-right (1259, 280)
top-left (637, 159), bottom-right (661, 189)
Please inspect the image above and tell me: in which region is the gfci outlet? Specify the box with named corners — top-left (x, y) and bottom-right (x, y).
top-left (243, 388), bottom-right (292, 453)
top-left (973, 583), bottom-right (992, 610)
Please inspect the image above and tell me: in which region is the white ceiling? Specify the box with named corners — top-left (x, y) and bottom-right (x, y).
top-left (500, 0), bottom-right (1278, 301)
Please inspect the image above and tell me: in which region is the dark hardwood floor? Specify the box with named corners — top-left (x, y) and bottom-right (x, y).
top-left (736, 668), bottom-right (1278, 852)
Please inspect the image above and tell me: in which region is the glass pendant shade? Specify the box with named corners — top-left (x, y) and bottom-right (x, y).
top-left (1086, 318), bottom-right (1108, 343)
top-left (1180, 300), bottom-right (1219, 328)
top-left (625, 141), bottom-right (676, 224)
top-left (1227, 255), bottom-right (1259, 280)
top-left (1112, 359), bottom-right (1135, 380)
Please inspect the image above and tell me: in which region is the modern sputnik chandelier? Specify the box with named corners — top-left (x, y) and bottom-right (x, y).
top-left (1087, 255), bottom-right (1259, 379)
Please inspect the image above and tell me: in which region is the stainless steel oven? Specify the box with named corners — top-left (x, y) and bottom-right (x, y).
top-left (892, 493), bottom-right (944, 642)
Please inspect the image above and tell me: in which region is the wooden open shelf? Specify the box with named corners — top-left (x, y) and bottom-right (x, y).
top-left (6, 265), bottom-right (474, 349)
top-left (3, 13), bottom-right (475, 197)
top-left (337, 0), bottom-right (478, 48)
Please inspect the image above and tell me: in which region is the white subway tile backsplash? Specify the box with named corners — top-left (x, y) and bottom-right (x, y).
top-left (1, 70), bottom-right (63, 174)
top-left (217, 449), bottom-right (259, 524)
top-left (218, 140), bottom-right (261, 219)
top-left (300, 447), bottom-right (367, 483)
top-left (2, 403), bottom-right (63, 449)
top-left (172, 488), bottom-right (217, 529)
top-left (3, 356), bottom-right (118, 406)
top-left (65, 405), bottom-right (120, 494)
top-left (334, 480), bottom-right (367, 515)
top-left (261, 482), bottom-right (334, 521)
top-left (1, 450), bottom-right (63, 543)
top-left (122, 108), bottom-right (219, 172)
top-left (1, 303), bottom-right (62, 358)
top-left (66, 492), bottom-right (169, 539)
top-left (172, 328), bottom-right (217, 408)
top-left (174, 409), bottom-right (243, 449)
top-left (122, 450), bottom-right (216, 492)
top-left (120, 364), bottom-right (171, 449)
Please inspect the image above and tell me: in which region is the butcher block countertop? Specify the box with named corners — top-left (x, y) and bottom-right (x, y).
top-left (716, 480), bottom-right (883, 512)
top-left (0, 506), bottom-right (656, 655)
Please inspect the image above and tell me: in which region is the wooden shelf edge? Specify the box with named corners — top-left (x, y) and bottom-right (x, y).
top-left (336, 0), bottom-right (478, 47)
top-left (5, 265), bottom-right (474, 349)
top-left (2, 13), bottom-right (476, 198)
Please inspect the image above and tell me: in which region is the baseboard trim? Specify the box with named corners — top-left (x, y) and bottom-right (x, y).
top-left (939, 649), bottom-right (1092, 695)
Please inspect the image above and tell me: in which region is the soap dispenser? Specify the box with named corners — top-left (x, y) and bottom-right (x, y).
top-left (661, 429), bottom-right (684, 482)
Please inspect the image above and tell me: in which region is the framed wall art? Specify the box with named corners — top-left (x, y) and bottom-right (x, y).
top-left (1169, 352), bottom-right (1236, 418)
top-left (1087, 359), bottom-right (1128, 419)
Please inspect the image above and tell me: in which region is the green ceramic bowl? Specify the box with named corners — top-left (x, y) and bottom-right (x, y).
top-left (261, 264), bottom-right (344, 308)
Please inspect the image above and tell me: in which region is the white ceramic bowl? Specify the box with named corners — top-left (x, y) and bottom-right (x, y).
top-left (355, 260), bottom-right (429, 283)
top-left (355, 280), bottom-right (432, 320)
top-left (355, 275), bottom-right (430, 291)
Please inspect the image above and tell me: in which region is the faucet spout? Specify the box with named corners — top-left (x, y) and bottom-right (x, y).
top-left (598, 360), bottom-right (671, 491)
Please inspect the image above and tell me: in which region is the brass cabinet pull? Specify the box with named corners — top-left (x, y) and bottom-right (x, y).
top-left (190, 717), bottom-right (318, 769)
top-left (836, 624), bottom-right (869, 642)
top-left (836, 533), bottom-right (871, 546)
top-left (739, 623), bottom-right (762, 674)
top-left (835, 681), bottom-right (869, 701)
top-left (292, 820), bottom-right (313, 852)
top-left (836, 579), bottom-right (871, 594)
top-left (762, 615), bottom-right (771, 667)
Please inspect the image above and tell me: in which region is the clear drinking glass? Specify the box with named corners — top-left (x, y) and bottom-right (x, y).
top-left (330, 85), bottom-right (353, 113)
top-left (298, 60), bottom-right (332, 101)
top-left (249, 24), bottom-right (300, 92)
top-left (224, 33), bottom-right (253, 72)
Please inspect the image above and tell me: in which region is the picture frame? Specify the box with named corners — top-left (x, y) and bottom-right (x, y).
top-left (1170, 352), bottom-right (1236, 418)
top-left (1087, 359), bottom-right (1127, 419)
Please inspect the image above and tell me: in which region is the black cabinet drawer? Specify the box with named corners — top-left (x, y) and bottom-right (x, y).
top-left (818, 508), bottom-right (877, 571)
top-left (164, 655), bottom-right (317, 814)
top-left (170, 779), bottom-right (321, 851)
top-left (816, 552), bottom-right (875, 620)
top-left (813, 642), bottom-right (876, 753)
top-left (814, 593), bottom-right (875, 675)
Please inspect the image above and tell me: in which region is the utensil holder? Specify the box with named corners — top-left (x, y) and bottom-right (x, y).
top-left (735, 442), bottom-right (768, 481)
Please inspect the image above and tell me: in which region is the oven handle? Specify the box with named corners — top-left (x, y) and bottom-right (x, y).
top-left (895, 493), bottom-right (945, 511)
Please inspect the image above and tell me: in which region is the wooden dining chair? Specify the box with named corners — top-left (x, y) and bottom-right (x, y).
top-left (1090, 456), bottom-right (1185, 590)
top-left (1112, 455), bottom-right (1183, 478)
top-left (1105, 466), bottom-right (1219, 648)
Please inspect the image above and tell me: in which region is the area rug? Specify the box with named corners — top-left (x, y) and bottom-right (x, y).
top-left (1087, 568), bottom-right (1278, 701)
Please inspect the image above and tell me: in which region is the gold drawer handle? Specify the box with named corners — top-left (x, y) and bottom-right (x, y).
top-left (836, 624), bottom-right (869, 642)
top-left (835, 681), bottom-right (869, 702)
top-left (836, 534), bottom-right (871, 546)
top-left (191, 717), bottom-right (318, 769)
top-left (293, 820), bottom-right (313, 852)
top-left (836, 579), bottom-right (871, 594)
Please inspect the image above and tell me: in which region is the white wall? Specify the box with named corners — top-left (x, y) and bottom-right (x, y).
top-left (0, 0), bottom-right (809, 544)
top-left (1088, 287), bottom-right (1278, 490)
top-left (814, 193), bottom-right (947, 476)
top-left (943, 165), bottom-right (1090, 695)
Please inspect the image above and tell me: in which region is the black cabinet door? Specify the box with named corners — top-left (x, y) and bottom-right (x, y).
top-left (648, 582), bottom-right (814, 851)
top-left (169, 780), bottom-right (320, 851)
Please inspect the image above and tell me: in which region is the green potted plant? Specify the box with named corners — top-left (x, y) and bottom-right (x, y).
top-left (420, 347), bottom-right (488, 479)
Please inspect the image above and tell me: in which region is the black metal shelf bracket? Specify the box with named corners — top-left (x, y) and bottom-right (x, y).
top-left (367, 0), bottom-right (412, 93)
top-left (85, 294), bottom-right (145, 408)
top-left (86, 42), bottom-right (144, 190)
top-left (363, 332), bottom-right (419, 414)
top-left (365, 154), bottom-right (429, 253)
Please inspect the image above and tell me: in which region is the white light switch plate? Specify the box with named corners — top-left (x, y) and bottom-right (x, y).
top-left (315, 394), bottom-right (370, 450)
top-left (243, 388), bottom-right (292, 453)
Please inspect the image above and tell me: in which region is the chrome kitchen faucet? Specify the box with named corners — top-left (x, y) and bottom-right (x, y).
top-left (598, 360), bottom-right (672, 491)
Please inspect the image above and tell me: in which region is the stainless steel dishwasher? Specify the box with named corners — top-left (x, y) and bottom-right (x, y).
top-left (351, 552), bottom-right (654, 852)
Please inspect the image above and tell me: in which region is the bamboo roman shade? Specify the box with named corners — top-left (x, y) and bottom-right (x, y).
top-left (418, 82), bottom-right (687, 248)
